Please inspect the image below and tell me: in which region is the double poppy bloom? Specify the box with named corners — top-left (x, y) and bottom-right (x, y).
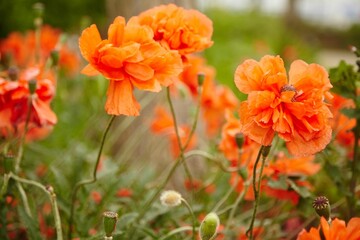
top-left (0, 67), bottom-right (57, 141)
top-left (79, 4), bottom-right (213, 116)
top-left (235, 55), bottom-right (333, 156)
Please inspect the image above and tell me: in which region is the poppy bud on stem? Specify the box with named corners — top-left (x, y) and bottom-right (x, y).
top-left (199, 212), bottom-right (220, 240)
top-left (313, 196), bottom-right (331, 222)
top-left (197, 73), bottom-right (205, 86)
top-left (103, 211), bottom-right (118, 239)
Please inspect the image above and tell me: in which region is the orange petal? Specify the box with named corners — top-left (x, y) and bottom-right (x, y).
top-left (105, 80), bottom-right (140, 116)
top-left (79, 24), bottom-right (102, 61)
top-left (32, 99), bottom-right (57, 125)
top-left (108, 16), bottom-right (125, 47)
top-left (346, 218), bottom-right (360, 240)
top-left (131, 77), bottom-right (161, 92)
top-left (81, 64), bottom-right (99, 76)
top-left (124, 62), bottom-right (154, 81)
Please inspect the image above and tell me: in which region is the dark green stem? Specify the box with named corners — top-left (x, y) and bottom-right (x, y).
top-left (68, 115), bottom-right (116, 239)
top-left (246, 145), bottom-right (267, 240)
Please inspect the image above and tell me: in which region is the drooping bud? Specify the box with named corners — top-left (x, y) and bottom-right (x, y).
top-left (235, 133), bottom-right (244, 149)
top-left (103, 211), bottom-right (118, 238)
top-left (261, 145), bottom-right (271, 158)
top-left (8, 66), bottom-right (19, 81)
top-left (50, 50), bottom-right (60, 67)
top-left (197, 73), bottom-right (205, 86)
top-left (160, 190), bottom-right (182, 207)
top-left (313, 196), bottom-right (331, 221)
top-left (199, 212), bottom-right (220, 240)
top-left (28, 79), bottom-right (37, 95)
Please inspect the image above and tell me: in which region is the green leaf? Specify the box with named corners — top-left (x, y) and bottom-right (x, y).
top-left (267, 175), bottom-right (288, 190)
top-left (18, 206), bottom-right (42, 240)
top-left (329, 60), bottom-right (358, 99)
top-left (340, 108), bottom-right (360, 120)
top-left (287, 179), bottom-right (311, 198)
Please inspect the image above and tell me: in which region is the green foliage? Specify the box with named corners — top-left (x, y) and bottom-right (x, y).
top-left (0, 0), bottom-right (106, 37)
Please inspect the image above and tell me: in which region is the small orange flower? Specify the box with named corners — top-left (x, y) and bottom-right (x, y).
top-left (330, 93), bottom-right (356, 148)
top-left (297, 217), bottom-right (360, 240)
top-left (116, 188), bottom-right (133, 198)
top-left (235, 55), bottom-right (333, 156)
top-left (133, 4), bottom-right (213, 56)
top-left (79, 16), bottom-right (183, 116)
top-left (150, 106), bottom-right (197, 157)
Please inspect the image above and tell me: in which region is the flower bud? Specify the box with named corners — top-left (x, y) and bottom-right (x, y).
top-left (33, 2), bottom-right (44, 19)
top-left (235, 133), bottom-right (244, 149)
top-left (197, 73), bottom-right (205, 86)
top-left (103, 211), bottom-right (118, 237)
top-left (50, 50), bottom-right (60, 67)
top-left (199, 212), bottom-right (220, 240)
top-left (160, 190), bottom-right (182, 207)
top-left (8, 66), bottom-right (19, 81)
top-left (313, 196), bottom-right (331, 221)
top-left (261, 145), bottom-right (271, 158)
top-left (28, 79), bottom-right (37, 95)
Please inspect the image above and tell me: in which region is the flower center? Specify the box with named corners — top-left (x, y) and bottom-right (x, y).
top-left (280, 84), bottom-right (298, 102)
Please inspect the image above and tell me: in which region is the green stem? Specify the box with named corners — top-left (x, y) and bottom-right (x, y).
top-left (246, 145), bottom-right (266, 240)
top-left (16, 181), bottom-right (32, 217)
top-left (181, 198), bottom-right (197, 240)
top-left (128, 86), bottom-right (203, 237)
top-left (14, 96), bottom-right (32, 174)
top-left (159, 226), bottom-right (193, 240)
top-left (68, 115), bottom-right (116, 239)
top-left (225, 179), bottom-right (250, 234)
top-left (166, 87), bottom-right (193, 185)
top-left (9, 172), bottom-right (63, 240)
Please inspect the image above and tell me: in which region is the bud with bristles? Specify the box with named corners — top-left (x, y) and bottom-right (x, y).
top-left (197, 73), bottom-right (205, 86)
top-left (313, 196), bottom-right (331, 221)
top-left (235, 133), bottom-right (244, 149)
top-left (103, 211), bottom-right (118, 237)
top-left (261, 145), bottom-right (271, 158)
top-left (199, 212), bottom-right (220, 240)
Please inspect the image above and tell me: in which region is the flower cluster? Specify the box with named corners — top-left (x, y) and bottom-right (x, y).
top-left (79, 4), bottom-right (213, 116)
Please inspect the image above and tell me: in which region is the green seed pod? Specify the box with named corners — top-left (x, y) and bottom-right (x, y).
top-left (103, 211), bottom-right (118, 237)
top-left (313, 196), bottom-right (331, 221)
top-left (261, 145), bottom-right (271, 158)
top-left (197, 73), bottom-right (205, 86)
top-left (235, 133), bottom-right (244, 149)
top-left (199, 212), bottom-right (220, 240)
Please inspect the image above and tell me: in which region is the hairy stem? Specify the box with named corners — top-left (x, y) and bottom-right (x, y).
top-left (68, 115), bottom-right (116, 239)
top-left (246, 145), bottom-right (266, 240)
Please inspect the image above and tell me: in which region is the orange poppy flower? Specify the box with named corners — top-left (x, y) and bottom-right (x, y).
top-left (133, 4), bottom-right (213, 56)
top-left (150, 106), bottom-right (197, 157)
top-left (79, 16), bottom-right (183, 116)
top-left (297, 217), bottom-right (360, 240)
top-left (235, 55), bottom-right (333, 156)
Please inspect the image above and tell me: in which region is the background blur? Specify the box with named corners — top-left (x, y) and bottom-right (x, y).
top-left (1, 0), bottom-right (359, 87)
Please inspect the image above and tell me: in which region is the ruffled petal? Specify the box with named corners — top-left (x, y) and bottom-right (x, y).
top-left (105, 79), bottom-right (140, 116)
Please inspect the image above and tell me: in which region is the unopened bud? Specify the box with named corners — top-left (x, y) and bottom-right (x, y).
top-left (28, 79), bottom-right (37, 94)
top-left (235, 133), bottom-right (244, 149)
top-left (50, 50), bottom-right (60, 67)
top-left (33, 3), bottom-right (44, 19)
top-left (238, 167), bottom-right (248, 181)
top-left (197, 73), bottom-right (205, 86)
top-left (199, 212), bottom-right (220, 240)
top-left (261, 145), bottom-right (271, 158)
top-left (313, 196), bottom-right (331, 221)
top-left (103, 211), bottom-right (118, 237)
top-left (8, 66), bottom-right (19, 81)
